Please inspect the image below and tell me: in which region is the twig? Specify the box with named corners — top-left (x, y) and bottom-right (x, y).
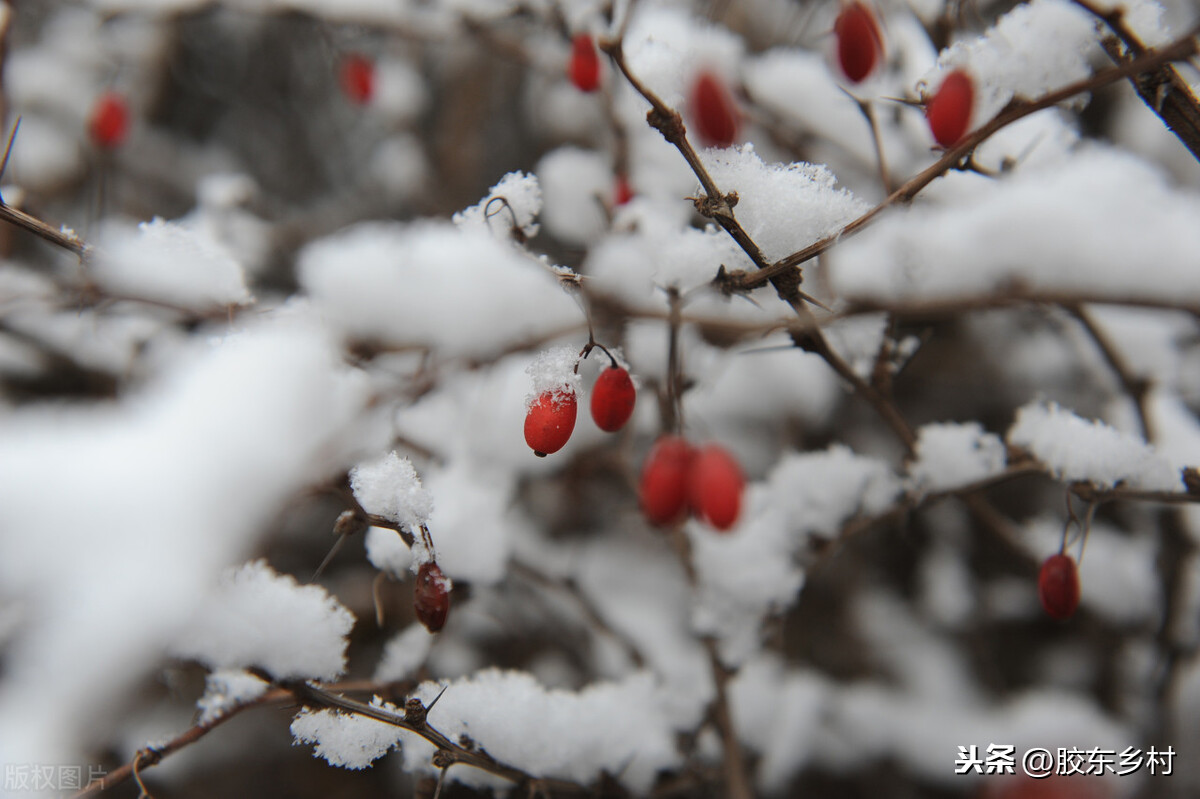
top-left (746, 30), bottom-right (1200, 287)
top-left (599, 36), bottom-right (918, 452)
top-left (1066, 303), bottom-right (1154, 440)
top-left (0, 202), bottom-right (88, 256)
top-left (1073, 0), bottom-right (1200, 164)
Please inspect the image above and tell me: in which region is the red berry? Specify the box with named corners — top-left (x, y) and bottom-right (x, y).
top-left (1038, 553), bottom-right (1080, 620)
top-left (414, 562), bottom-right (450, 632)
top-left (88, 92), bottom-right (129, 149)
top-left (688, 444), bottom-right (743, 531)
top-left (569, 34), bottom-right (602, 93)
top-left (690, 70), bottom-right (739, 148)
top-left (339, 53), bottom-right (375, 104)
top-left (834, 1), bottom-right (885, 84)
top-left (613, 175), bottom-right (634, 206)
top-left (639, 436), bottom-right (694, 526)
top-left (926, 68), bottom-right (974, 147)
top-left (590, 366), bottom-right (636, 432)
top-left (524, 390), bottom-right (578, 457)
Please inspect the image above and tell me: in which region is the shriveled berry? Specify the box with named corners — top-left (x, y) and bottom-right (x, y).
top-left (524, 390), bottom-right (578, 457)
top-left (688, 444), bottom-right (743, 531)
top-left (690, 70), bottom-right (739, 148)
top-left (569, 33), bottom-right (602, 93)
top-left (88, 91), bottom-right (129, 149)
top-left (926, 68), bottom-right (974, 147)
top-left (339, 53), bottom-right (375, 104)
top-left (590, 366), bottom-right (636, 432)
top-left (834, 1), bottom-right (885, 84)
top-left (1038, 553), bottom-right (1080, 621)
top-left (639, 436), bottom-right (694, 526)
top-left (414, 562), bottom-right (450, 632)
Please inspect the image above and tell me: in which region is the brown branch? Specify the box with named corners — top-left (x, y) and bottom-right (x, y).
top-left (0, 202), bottom-right (87, 256)
top-left (598, 37), bottom-right (918, 452)
top-left (1065, 303), bottom-right (1154, 440)
top-left (1074, 0), bottom-right (1200, 164)
top-left (747, 30), bottom-right (1200, 288)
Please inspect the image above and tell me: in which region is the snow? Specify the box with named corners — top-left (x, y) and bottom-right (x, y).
top-left (909, 421), bottom-right (1007, 493)
top-left (699, 144), bottom-right (871, 263)
top-left (525, 344), bottom-right (581, 402)
top-left (297, 220), bottom-right (582, 358)
top-left (291, 697), bottom-right (405, 769)
top-left (687, 485), bottom-right (805, 665)
top-left (832, 145), bottom-right (1200, 306)
top-left (0, 313), bottom-right (367, 765)
top-left (919, 0), bottom-right (1100, 128)
top-left (400, 669), bottom-right (679, 792)
top-left (1007, 400), bottom-right (1179, 490)
top-left (196, 669), bottom-right (269, 725)
top-left (91, 217), bottom-right (254, 311)
top-left (350, 451), bottom-right (433, 532)
top-left (536, 147), bottom-right (612, 246)
top-left (374, 624), bottom-right (436, 682)
top-left (453, 171), bottom-right (543, 241)
top-left (365, 526), bottom-right (413, 579)
top-left (173, 560), bottom-right (356, 681)
top-left (765, 446), bottom-right (901, 537)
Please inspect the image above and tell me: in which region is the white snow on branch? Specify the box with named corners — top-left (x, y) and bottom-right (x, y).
top-left (196, 669), bottom-right (269, 725)
top-left (374, 624), bottom-right (436, 683)
top-left (453, 170), bottom-right (542, 241)
top-left (291, 697), bottom-right (406, 770)
top-left (297, 220), bottom-right (580, 358)
top-left (833, 146), bottom-right (1200, 306)
top-left (0, 314), bottom-right (367, 765)
top-left (1007, 400), bottom-right (1179, 490)
top-left (350, 451), bottom-right (433, 532)
top-left (92, 217), bottom-right (253, 311)
top-left (909, 422), bottom-right (1007, 494)
top-left (173, 560), bottom-right (355, 681)
top-left (699, 144), bottom-right (870, 262)
top-left (687, 486), bottom-right (805, 666)
top-left (766, 446), bottom-right (901, 538)
top-left (401, 669), bottom-right (679, 793)
top-left (919, 0), bottom-right (1101, 126)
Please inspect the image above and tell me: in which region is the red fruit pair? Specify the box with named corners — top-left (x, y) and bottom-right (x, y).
top-left (414, 562), bottom-right (450, 632)
top-left (339, 52), bottom-right (375, 104)
top-left (569, 34), bottom-right (602, 93)
top-left (640, 436), bottom-right (743, 531)
top-left (926, 68), bottom-right (974, 147)
top-left (834, 1), bottom-right (885, 84)
top-left (88, 91), bottom-right (129, 150)
top-left (1038, 552), bottom-right (1080, 620)
top-left (690, 70), bottom-right (739, 148)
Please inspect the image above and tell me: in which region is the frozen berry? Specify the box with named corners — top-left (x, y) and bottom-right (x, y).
top-left (339, 53), bottom-right (375, 104)
top-left (834, 1), bottom-right (885, 83)
top-left (640, 436), bottom-right (694, 526)
top-left (569, 33), bottom-right (602, 93)
top-left (1038, 553), bottom-right (1080, 621)
top-left (414, 562), bottom-right (450, 632)
top-left (688, 444), bottom-right (744, 531)
top-left (690, 70), bottom-right (739, 148)
top-left (926, 68), bottom-right (974, 147)
top-left (88, 92), bottom-right (129, 149)
top-left (524, 390), bottom-right (578, 457)
top-left (590, 366), bottom-right (636, 432)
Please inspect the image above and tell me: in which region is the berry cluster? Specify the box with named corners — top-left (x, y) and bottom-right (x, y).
top-left (524, 350), bottom-right (636, 457)
top-left (640, 436), bottom-right (744, 532)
